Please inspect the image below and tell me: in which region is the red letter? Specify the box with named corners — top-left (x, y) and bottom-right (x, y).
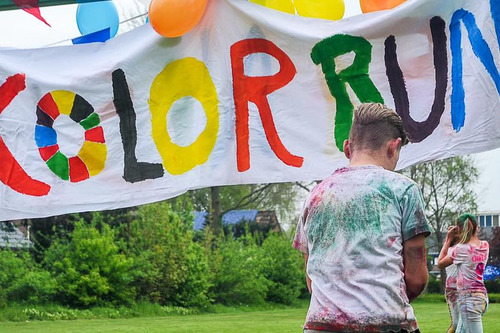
top-left (231, 38), bottom-right (303, 172)
top-left (0, 74), bottom-right (50, 196)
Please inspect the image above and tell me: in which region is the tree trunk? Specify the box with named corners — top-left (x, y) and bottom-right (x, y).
top-left (210, 186), bottom-right (221, 235)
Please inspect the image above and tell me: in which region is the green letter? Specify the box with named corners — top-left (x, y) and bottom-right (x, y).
top-left (311, 34), bottom-right (384, 151)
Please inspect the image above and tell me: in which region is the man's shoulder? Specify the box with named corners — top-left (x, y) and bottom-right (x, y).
top-left (357, 166), bottom-right (418, 192)
top-left (311, 166), bottom-right (418, 196)
top-left (378, 169), bottom-right (417, 187)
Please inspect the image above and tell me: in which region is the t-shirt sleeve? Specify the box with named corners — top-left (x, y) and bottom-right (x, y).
top-left (401, 183), bottom-right (432, 242)
top-left (292, 202), bottom-right (309, 254)
top-left (451, 245), bottom-right (469, 265)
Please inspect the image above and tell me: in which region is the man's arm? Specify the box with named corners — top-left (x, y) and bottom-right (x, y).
top-left (403, 234), bottom-right (428, 302)
top-left (304, 254), bottom-right (312, 294)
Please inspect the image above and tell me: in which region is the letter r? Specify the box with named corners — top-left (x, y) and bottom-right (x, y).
top-left (231, 38), bottom-right (304, 172)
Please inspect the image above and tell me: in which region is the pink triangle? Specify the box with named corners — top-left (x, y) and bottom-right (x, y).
top-left (13, 0), bottom-right (51, 27)
top-left (22, 7), bottom-right (51, 27)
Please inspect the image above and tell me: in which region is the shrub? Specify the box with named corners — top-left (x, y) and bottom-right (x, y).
top-left (211, 234), bottom-right (268, 305)
top-left (8, 270), bottom-right (57, 304)
top-left (0, 250), bottom-right (27, 307)
top-left (0, 249), bottom-right (56, 306)
top-left (259, 234), bottom-right (305, 304)
top-left (485, 278), bottom-right (500, 293)
top-left (43, 215), bottom-right (134, 307)
top-left (426, 274), bottom-right (441, 294)
top-left (128, 201), bottom-right (212, 308)
top-left (488, 293), bottom-right (500, 303)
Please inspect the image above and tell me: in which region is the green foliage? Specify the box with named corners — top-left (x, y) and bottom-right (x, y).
top-left (486, 279), bottom-right (500, 293)
top-left (259, 234), bottom-right (305, 305)
top-left (1, 199), bottom-right (308, 312)
top-left (0, 302), bottom-right (198, 322)
top-left (211, 234), bottom-right (268, 305)
top-left (488, 293), bottom-right (500, 303)
top-left (222, 221), bottom-right (272, 244)
top-left (8, 270), bottom-right (57, 304)
top-left (209, 230), bottom-right (305, 306)
top-left (29, 214), bottom-right (78, 263)
top-left (128, 201), bottom-right (211, 308)
top-left (43, 215), bottom-right (134, 307)
top-left (0, 250), bottom-right (56, 307)
top-left (426, 274), bottom-right (441, 294)
top-left (412, 293), bottom-right (446, 303)
top-left (0, 250), bottom-right (27, 307)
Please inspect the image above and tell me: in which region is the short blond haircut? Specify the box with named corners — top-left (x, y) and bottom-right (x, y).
top-left (349, 103), bottom-right (409, 152)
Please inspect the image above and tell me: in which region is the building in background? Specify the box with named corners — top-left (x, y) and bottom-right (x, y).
top-left (477, 211), bottom-right (500, 228)
top-left (0, 221), bottom-right (31, 249)
top-left (194, 210), bottom-right (282, 234)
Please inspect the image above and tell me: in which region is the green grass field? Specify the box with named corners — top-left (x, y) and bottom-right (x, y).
top-left (0, 302), bottom-right (498, 332)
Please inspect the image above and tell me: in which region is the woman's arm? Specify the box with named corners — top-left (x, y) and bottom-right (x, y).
top-left (437, 254), bottom-right (453, 268)
top-left (437, 226), bottom-right (457, 268)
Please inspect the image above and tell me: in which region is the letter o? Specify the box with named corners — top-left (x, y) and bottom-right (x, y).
top-left (149, 57), bottom-right (219, 175)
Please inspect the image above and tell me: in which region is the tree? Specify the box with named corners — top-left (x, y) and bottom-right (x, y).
top-left (403, 156), bottom-right (478, 291)
top-left (127, 200), bottom-right (212, 307)
top-left (43, 215), bottom-right (134, 307)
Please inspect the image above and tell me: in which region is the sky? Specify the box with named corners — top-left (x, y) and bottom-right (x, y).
top-left (0, 0), bottom-right (498, 213)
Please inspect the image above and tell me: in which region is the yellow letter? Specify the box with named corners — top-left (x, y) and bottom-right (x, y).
top-left (149, 57), bottom-right (219, 175)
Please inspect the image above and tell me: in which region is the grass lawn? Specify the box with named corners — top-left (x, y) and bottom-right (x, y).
top-left (0, 302), bottom-right (498, 332)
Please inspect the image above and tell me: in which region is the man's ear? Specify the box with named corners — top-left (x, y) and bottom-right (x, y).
top-left (343, 140), bottom-right (351, 159)
top-left (387, 138), bottom-right (402, 157)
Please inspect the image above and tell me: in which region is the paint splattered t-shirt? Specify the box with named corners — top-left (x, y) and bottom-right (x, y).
top-left (293, 165), bottom-right (431, 332)
top-left (446, 247), bottom-right (458, 290)
top-left (451, 241), bottom-right (489, 292)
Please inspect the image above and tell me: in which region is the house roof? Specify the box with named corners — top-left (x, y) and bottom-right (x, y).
top-left (0, 223), bottom-right (31, 249)
top-left (194, 211), bottom-right (208, 231)
top-left (223, 210), bottom-right (259, 225)
top-left (193, 210), bottom-right (259, 231)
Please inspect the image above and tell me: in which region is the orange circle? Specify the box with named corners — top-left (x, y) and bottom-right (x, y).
top-left (360, 0), bottom-right (406, 13)
top-left (149, 0), bottom-right (208, 38)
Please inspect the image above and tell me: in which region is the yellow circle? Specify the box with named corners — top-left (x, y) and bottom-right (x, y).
top-left (149, 57), bottom-right (219, 175)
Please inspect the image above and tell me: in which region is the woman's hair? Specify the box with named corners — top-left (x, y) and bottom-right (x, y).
top-left (456, 213), bottom-right (478, 244)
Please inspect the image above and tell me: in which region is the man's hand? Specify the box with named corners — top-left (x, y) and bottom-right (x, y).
top-left (403, 234), bottom-right (428, 302)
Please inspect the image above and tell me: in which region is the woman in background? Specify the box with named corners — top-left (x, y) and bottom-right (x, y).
top-left (438, 213), bottom-right (489, 333)
top-left (438, 224), bottom-right (460, 333)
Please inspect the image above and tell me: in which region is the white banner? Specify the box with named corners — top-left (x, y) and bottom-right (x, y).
top-left (0, 0), bottom-right (499, 220)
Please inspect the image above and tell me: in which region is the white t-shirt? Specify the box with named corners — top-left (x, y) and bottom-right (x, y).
top-left (293, 165), bottom-right (431, 332)
top-left (452, 241), bottom-right (489, 292)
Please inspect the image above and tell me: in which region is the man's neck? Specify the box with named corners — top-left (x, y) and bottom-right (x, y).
top-left (348, 151), bottom-right (393, 171)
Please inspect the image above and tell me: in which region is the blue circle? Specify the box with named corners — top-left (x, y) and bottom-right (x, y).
top-left (76, 1), bottom-right (119, 38)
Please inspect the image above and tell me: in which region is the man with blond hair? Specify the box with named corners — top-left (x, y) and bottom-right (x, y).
top-left (293, 103), bottom-right (431, 332)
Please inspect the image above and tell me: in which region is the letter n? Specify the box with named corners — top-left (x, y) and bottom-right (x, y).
top-left (450, 1), bottom-right (500, 131)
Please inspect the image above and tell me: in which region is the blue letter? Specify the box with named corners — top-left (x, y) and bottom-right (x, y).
top-left (450, 0), bottom-right (500, 131)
